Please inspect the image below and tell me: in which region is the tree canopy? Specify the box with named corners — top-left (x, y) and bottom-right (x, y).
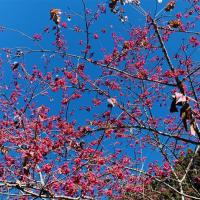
top-left (0, 0), bottom-right (199, 199)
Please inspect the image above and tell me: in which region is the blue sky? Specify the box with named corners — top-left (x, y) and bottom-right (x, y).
top-left (0, 0), bottom-right (199, 185)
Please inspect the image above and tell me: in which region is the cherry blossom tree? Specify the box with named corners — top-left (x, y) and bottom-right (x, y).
top-left (148, 148), bottom-right (200, 200)
top-left (0, 0), bottom-right (200, 199)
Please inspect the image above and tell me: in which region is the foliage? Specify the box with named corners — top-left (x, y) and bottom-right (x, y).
top-left (0, 0), bottom-right (200, 199)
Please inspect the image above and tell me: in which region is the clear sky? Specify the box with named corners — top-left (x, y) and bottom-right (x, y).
top-left (0, 0), bottom-right (199, 173)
